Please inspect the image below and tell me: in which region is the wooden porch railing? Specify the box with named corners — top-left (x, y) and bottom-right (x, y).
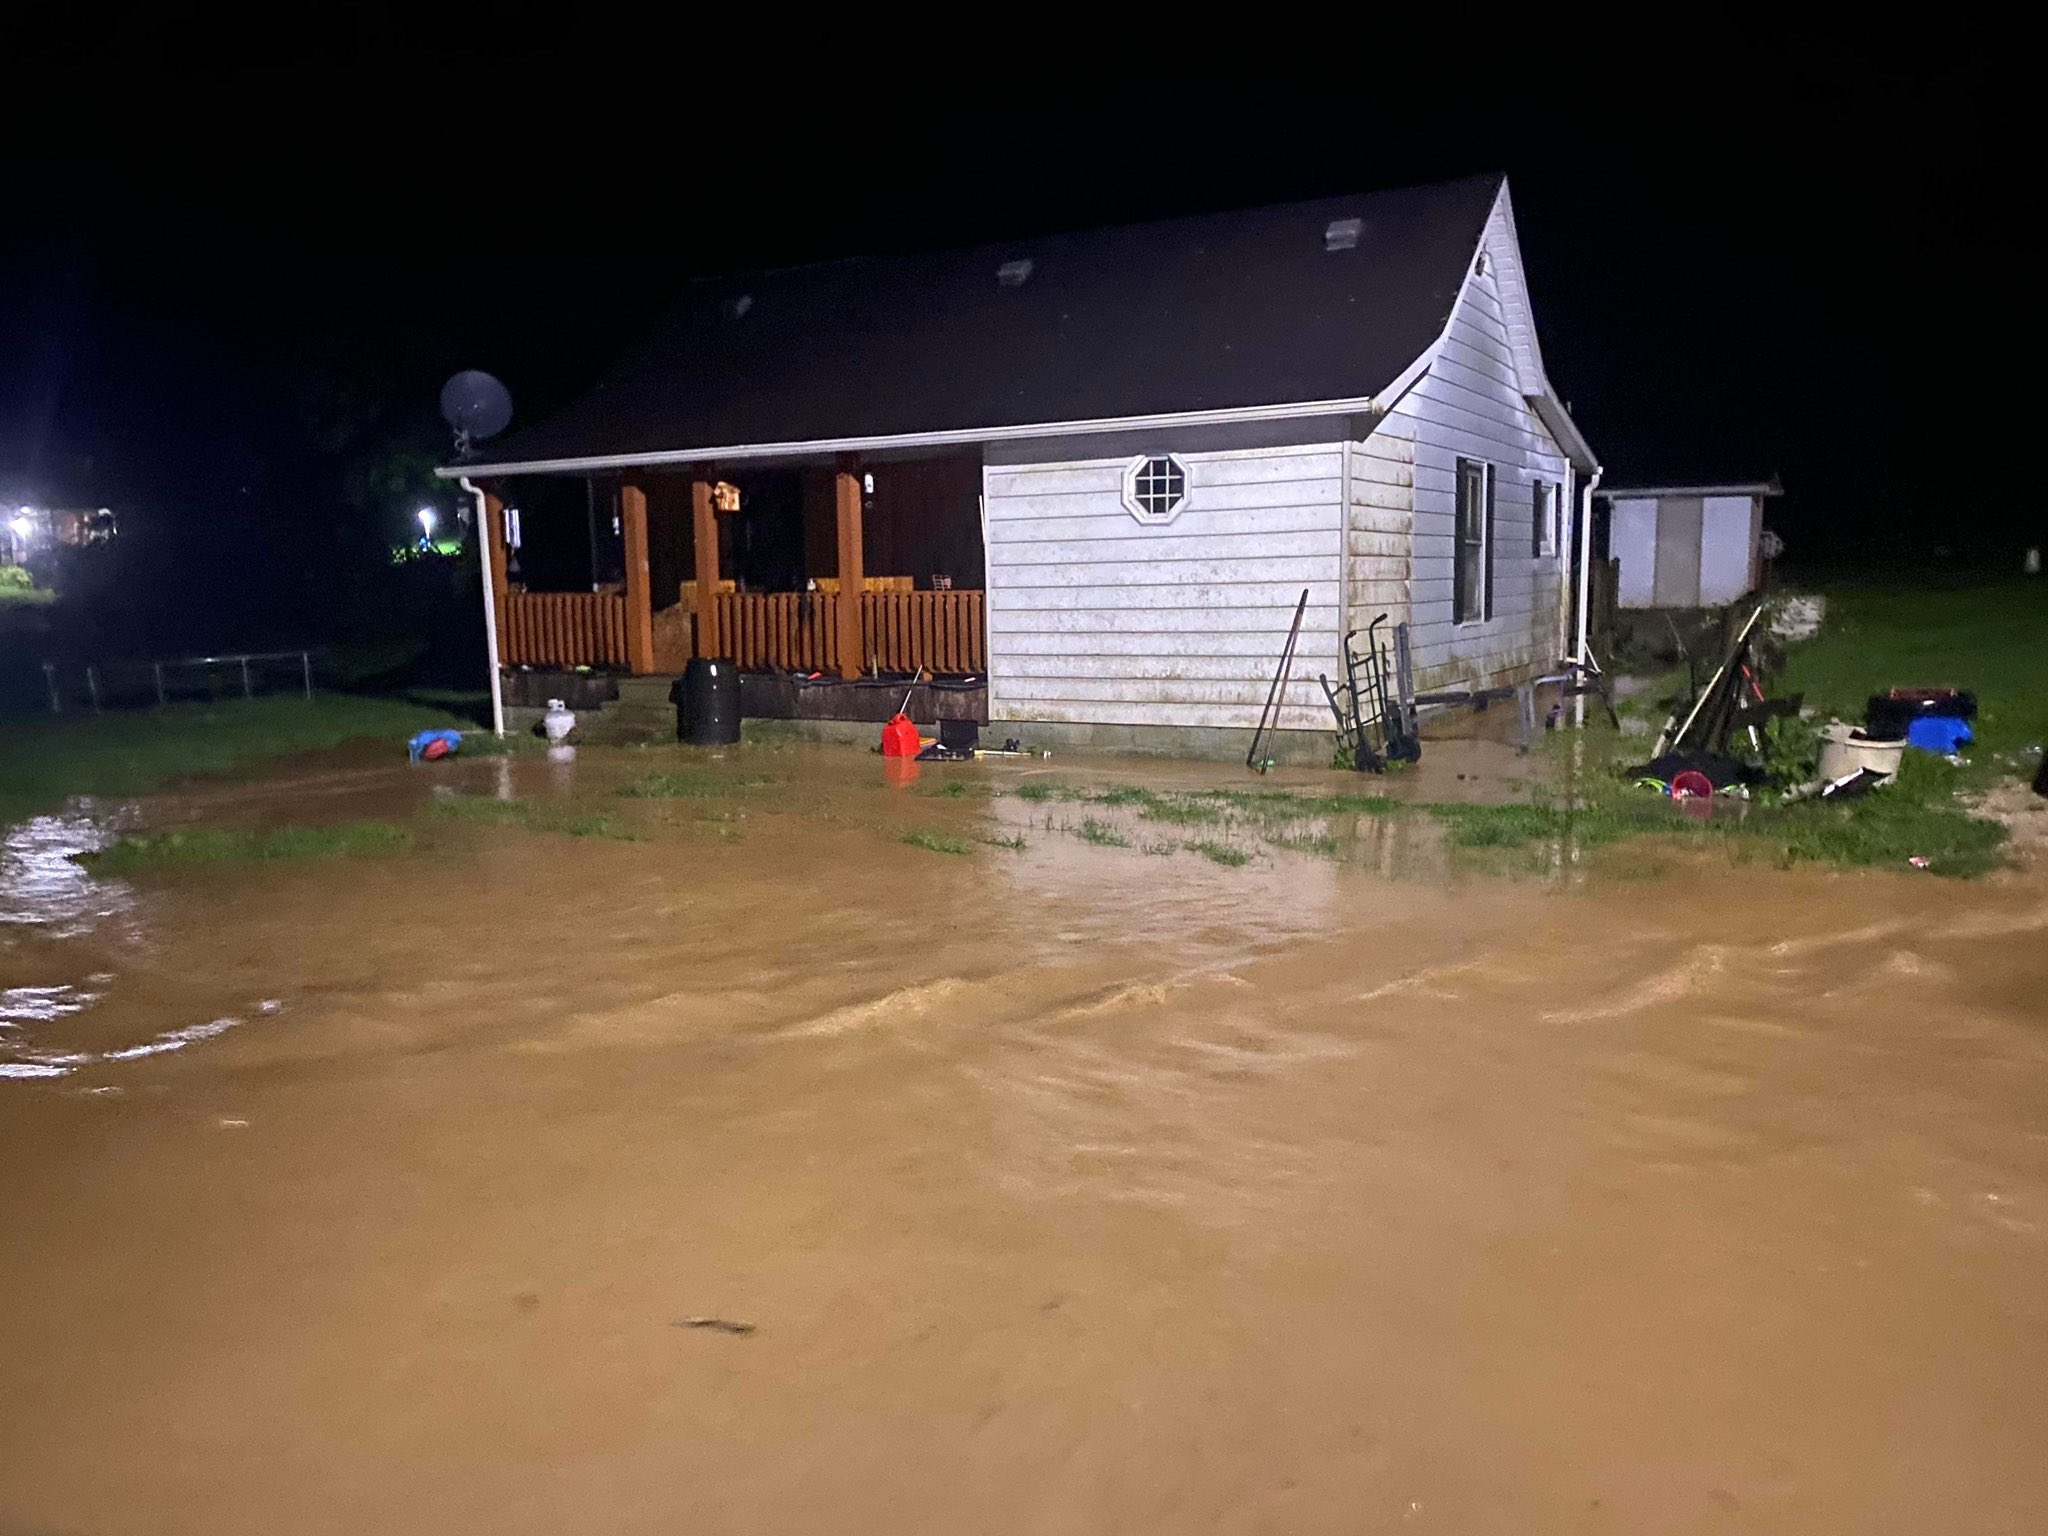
top-left (860, 588), bottom-right (984, 675)
top-left (501, 587), bottom-right (984, 676)
top-left (714, 589), bottom-right (984, 675)
top-left (502, 590), bottom-right (631, 668)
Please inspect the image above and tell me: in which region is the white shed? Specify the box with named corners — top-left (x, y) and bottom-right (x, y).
top-left (1602, 480), bottom-right (1781, 609)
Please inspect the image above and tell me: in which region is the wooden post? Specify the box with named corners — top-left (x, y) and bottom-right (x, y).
top-left (834, 458), bottom-right (865, 679)
top-left (620, 480), bottom-right (655, 674)
top-left (482, 489), bottom-right (512, 651)
top-left (691, 474), bottom-right (720, 660)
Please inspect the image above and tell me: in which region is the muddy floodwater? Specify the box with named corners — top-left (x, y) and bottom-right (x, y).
top-left (3, 742), bottom-right (2046, 1534)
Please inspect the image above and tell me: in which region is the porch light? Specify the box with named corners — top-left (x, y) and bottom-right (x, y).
top-left (418, 508), bottom-right (437, 535)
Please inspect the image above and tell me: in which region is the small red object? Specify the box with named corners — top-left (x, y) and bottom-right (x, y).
top-left (420, 738), bottom-right (454, 761)
top-left (1670, 769), bottom-right (1714, 800)
top-left (881, 713), bottom-right (921, 758)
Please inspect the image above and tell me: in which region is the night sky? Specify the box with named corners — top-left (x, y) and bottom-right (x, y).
top-left (2, 3), bottom-right (2031, 638)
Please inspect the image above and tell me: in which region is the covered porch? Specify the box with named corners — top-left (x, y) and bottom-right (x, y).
top-left (480, 455), bottom-right (986, 682)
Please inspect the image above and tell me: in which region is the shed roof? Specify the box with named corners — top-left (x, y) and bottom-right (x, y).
top-left (448, 174), bottom-right (1511, 476)
top-left (1600, 478), bottom-right (1783, 499)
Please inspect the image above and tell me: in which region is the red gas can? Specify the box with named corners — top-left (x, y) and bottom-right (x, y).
top-left (881, 713), bottom-right (921, 758)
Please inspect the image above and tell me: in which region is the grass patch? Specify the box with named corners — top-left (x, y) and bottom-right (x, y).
top-left (979, 831), bottom-right (1028, 850)
top-left (1765, 753), bottom-right (2007, 875)
top-left (913, 779), bottom-right (989, 799)
top-left (1091, 785), bottom-right (1150, 806)
top-left (905, 828), bottom-right (972, 855)
top-left (1013, 779), bottom-right (1068, 803)
top-left (616, 769), bottom-right (771, 799)
top-left (84, 820), bottom-right (411, 874)
top-left (430, 794), bottom-right (637, 840)
top-left (1778, 582), bottom-right (2048, 779)
top-left (1076, 817), bottom-right (1129, 848)
top-left (0, 693), bottom-right (479, 831)
top-left (1425, 801), bottom-right (1572, 849)
top-left (556, 812), bottom-right (636, 840)
top-left (1185, 839), bottom-right (1251, 867)
top-left (429, 792), bottom-right (529, 825)
top-left (1267, 829), bottom-right (1341, 858)
top-left (1133, 794), bottom-right (1227, 826)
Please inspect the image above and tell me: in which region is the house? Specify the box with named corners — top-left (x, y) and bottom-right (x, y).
top-left (1601, 479), bottom-right (1781, 609)
top-left (439, 173), bottom-right (1600, 756)
top-left (4, 504), bottom-right (118, 567)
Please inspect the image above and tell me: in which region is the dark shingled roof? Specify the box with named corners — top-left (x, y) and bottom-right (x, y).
top-left (468, 174), bottom-right (1504, 469)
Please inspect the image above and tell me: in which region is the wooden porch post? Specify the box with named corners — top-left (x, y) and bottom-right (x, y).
top-left (619, 480), bottom-right (656, 674)
top-left (834, 457), bottom-right (865, 679)
top-left (691, 474), bottom-right (720, 660)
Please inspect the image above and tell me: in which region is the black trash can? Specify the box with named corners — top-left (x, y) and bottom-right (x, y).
top-left (673, 658), bottom-right (741, 745)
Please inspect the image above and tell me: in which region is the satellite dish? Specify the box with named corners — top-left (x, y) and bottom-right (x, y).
top-left (440, 370), bottom-right (514, 457)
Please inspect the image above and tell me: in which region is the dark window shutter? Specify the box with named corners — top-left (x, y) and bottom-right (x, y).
top-left (1483, 466), bottom-right (1496, 620)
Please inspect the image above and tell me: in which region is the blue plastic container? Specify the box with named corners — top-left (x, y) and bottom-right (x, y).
top-left (1905, 716), bottom-right (1972, 754)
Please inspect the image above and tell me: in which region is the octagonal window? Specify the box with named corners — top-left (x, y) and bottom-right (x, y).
top-left (1123, 454), bottom-right (1189, 524)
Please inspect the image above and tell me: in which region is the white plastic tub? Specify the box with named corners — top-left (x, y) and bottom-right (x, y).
top-left (1817, 724), bottom-right (1905, 784)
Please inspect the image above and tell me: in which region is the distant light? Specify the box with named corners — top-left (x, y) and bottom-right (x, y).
top-left (417, 508), bottom-right (437, 534)
top-left (9, 516), bottom-right (30, 537)
top-left (15, 506), bottom-right (32, 519)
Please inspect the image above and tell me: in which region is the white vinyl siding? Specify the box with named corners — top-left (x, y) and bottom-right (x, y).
top-left (983, 443), bottom-right (1343, 732)
top-left (1344, 420), bottom-right (1413, 643)
top-left (1383, 195), bottom-right (1570, 690)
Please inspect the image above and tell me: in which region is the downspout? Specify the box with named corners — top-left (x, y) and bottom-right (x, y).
top-left (461, 476), bottom-right (507, 737)
top-left (1573, 465), bottom-right (1603, 727)
top-left (1337, 427), bottom-right (1354, 656)
top-left (1558, 462), bottom-right (1575, 663)
top-left (977, 464), bottom-right (995, 719)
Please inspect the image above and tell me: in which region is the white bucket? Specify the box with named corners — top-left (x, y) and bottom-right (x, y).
top-left (1816, 724), bottom-right (1904, 784)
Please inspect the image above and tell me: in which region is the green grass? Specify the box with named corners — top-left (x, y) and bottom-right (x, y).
top-left (1777, 582), bottom-right (2048, 776)
top-left (428, 793), bottom-right (529, 825)
top-left (1267, 830), bottom-right (1341, 858)
top-left (904, 828), bottom-right (972, 855)
top-left (0, 694), bottom-right (477, 831)
top-left (1426, 801), bottom-right (1571, 849)
top-left (83, 820), bottom-right (412, 875)
top-left (912, 779), bottom-right (989, 799)
top-left (1184, 839), bottom-right (1251, 867)
top-left (556, 812), bottom-right (635, 839)
top-left (979, 831), bottom-right (1028, 851)
top-left (429, 793), bottom-right (636, 840)
top-left (616, 769), bottom-right (772, 799)
top-left (1075, 817), bottom-right (1129, 847)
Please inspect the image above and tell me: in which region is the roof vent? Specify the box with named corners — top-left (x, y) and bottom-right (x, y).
top-left (997, 258), bottom-right (1034, 288)
top-left (1323, 217), bottom-right (1362, 252)
top-left (723, 294), bottom-right (753, 319)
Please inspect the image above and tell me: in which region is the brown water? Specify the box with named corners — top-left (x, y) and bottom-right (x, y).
top-left (3, 744), bottom-right (2046, 1534)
